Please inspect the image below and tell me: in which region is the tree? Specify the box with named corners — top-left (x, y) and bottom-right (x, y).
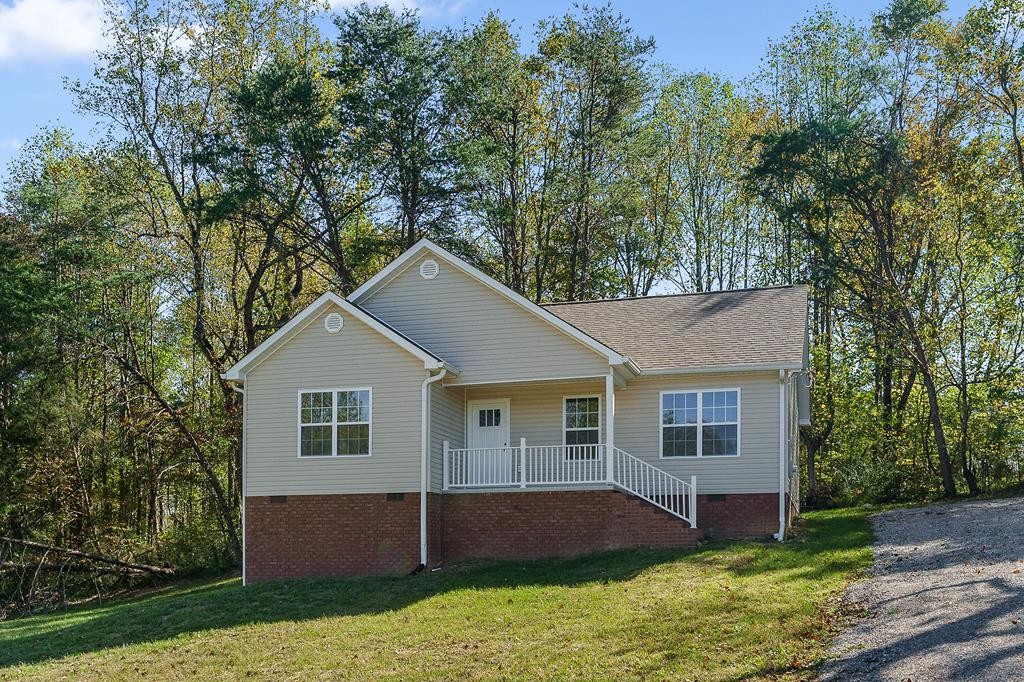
top-left (535, 5), bottom-right (655, 300)
top-left (333, 4), bottom-right (461, 253)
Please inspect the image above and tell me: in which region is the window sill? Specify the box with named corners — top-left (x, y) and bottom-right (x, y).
top-left (297, 454), bottom-right (373, 459)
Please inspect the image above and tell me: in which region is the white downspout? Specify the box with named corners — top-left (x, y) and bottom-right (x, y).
top-left (420, 368), bottom-right (447, 568)
top-left (774, 370), bottom-right (790, 541)
top-left (605, 370), bottom-right (615, 483)
top-left (230, 381), bottom-right (247, 585)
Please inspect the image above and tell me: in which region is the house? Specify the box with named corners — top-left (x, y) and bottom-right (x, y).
top-left (222, 239), bottom-right (810, 583)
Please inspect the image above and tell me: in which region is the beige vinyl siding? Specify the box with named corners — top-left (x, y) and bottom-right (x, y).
top-left (360, 254), bottom-right (610, 384)
top-left (614, 372), bottom-right (780, 495)
top-left (244, 305), bottom-right (426, 496)
top-left (429, 383), bottom-right (465, 492)
top-left (464, 380), bottom-right (606, 446)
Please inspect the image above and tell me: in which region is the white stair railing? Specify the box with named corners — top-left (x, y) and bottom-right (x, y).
top-left (610, 447), bottom-right (697, 528)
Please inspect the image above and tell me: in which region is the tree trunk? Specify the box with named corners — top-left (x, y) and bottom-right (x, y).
top-left (921, 363), bottom-right (956, 497)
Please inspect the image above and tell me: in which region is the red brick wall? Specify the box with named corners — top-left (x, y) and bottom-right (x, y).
top-left (435, 490), bottom-right (702, 564)
top-left (696, 493), bottom-right (788, 539)
top-left (245, 489), bottom-right (789, 582)
top-left (245, 494), bottom-right (421, 582)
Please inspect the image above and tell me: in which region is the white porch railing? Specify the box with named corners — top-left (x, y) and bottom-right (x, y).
top-left (442, 440), bottom-right (697, 528)
top-left (444, 440), bottom-right (607, 489)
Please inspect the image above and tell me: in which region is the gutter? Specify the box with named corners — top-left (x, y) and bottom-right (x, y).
top-left (228, 380), bottom-right (247, 585)
top-left (774, 370), bottom-right (792, 541)
top-left (419, 368), bottom-right (448, 568)
top-left (640, 362), bottom-right (804, 376)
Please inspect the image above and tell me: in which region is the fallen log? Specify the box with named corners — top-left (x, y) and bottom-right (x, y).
top-left (0, 537), bottom-right (175, 576)
top-left (0, 562), bottom-right (151, 576)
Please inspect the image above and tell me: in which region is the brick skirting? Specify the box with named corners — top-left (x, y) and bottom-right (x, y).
top-left (697, 493), bottom-right (785, 539)
top-left (244, 489), bottom-right (786, 582)
top-left (436, 490), bottom-right (703, 564)
top-left (245, 493), bottom-right (421, 582)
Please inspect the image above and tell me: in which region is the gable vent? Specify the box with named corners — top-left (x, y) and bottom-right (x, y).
top-left (419, 259), bottom-right (440, 280)
top-left (324, 312), bottom-right (345, 334)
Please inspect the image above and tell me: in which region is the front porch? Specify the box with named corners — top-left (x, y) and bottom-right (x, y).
top-left (442, 441), bottom-right (696, 526)
top-left (435, 376), bottom-right (697, 527)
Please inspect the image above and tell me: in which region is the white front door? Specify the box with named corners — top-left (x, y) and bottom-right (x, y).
top-left (467, 399), bottom-right (512, 484)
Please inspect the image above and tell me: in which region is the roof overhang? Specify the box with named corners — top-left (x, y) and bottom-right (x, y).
top-left (639, 362), bottom-right (805, 376)
top-left (349, 238), bottom-right (633, 369)
top-left (221, 292), bottom-right (456, 383)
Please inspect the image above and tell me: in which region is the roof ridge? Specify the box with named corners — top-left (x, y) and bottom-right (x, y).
top-left (541, 284), bottom-right (807, 307)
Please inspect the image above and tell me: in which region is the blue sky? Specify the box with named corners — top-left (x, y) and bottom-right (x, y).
top-left (0, 0), bottom-right (975, 176)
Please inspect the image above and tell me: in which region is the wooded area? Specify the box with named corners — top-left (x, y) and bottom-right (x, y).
top-left (2, 0), bottom-right (1023, 601)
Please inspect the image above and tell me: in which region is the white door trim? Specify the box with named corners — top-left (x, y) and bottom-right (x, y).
top-left (466, 398), bottom-right (511, 449)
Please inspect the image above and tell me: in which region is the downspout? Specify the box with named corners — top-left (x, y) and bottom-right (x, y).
top-left (419, 368), bottom-right (447, 569)
top-left (230, 381), bottom-right (247, 585)
top-left (774, 370), bottom-right (790, 541)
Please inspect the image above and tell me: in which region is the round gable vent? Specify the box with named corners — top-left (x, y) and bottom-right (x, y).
top-left (419, 259), bottom-right (440, 280)
top-left (324, 312), bottom-right (344, 334)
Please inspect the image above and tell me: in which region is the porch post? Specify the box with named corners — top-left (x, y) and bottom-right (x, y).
top-left (605, 371), bottom-right (615, 483)
top-left (443, 441), bottom-right (450, 490)
top-left (689, 475), bottom-right (698, 529)
top-left (520, 437), bottom-right (527, 488)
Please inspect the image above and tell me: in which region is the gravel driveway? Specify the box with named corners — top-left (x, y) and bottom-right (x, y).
top-left (821, 496), bottom-right (1024, 681)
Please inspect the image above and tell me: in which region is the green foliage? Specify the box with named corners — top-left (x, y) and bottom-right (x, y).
top-left (2, 0), bottom-right (1024, 589)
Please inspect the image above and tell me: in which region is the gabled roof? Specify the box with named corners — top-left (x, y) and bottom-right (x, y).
top-left (349, 238), bottom-right (635, 369)
top-left (544, 286), bottom-right (809, 373)
top-left (221, 292), bottom-right (455, 382)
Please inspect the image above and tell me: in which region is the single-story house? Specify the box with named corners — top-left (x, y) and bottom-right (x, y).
top-left (223, 239), bottom-right (810, 583)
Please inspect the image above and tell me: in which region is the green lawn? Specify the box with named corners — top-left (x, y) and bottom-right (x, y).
top-left (0, 508), bottom-right (872, 681)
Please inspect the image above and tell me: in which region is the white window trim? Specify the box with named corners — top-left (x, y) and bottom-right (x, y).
top-left (563, 394), bottom-right (602, 458)
top-left (658, 388), bottom-right (741, 459)
top-left (297, 388), bottom-right (373, 459)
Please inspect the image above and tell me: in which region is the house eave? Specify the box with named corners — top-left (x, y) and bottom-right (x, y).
top-left (639, 362), bottom-right (805, 377)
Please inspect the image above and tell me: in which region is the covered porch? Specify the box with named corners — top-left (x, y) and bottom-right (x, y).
top-left (436, 376), bottom-right (696, 526)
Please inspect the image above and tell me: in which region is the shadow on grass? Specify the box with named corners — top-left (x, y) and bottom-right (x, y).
top-left (0, 547), bottom-right (685, 669)
top-left (0, 507), bottom-right (874, 671)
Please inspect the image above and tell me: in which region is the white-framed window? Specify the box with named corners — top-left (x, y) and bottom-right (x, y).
top-left (660, 389), bottom-right (740, 458)
top-left (564, 395), bottom-right (601, 460)
top-left (298, 388), bottom-right (371, 457)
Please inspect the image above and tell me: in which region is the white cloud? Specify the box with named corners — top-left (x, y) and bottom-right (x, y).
top-left (0, 0), bottom-right (106, 62)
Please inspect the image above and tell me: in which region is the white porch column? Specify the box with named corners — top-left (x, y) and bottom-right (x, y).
top-left (605, 371), bottom-right (615, 482)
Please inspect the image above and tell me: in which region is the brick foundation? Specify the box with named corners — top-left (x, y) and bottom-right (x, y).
top-left (697, 493), bottom-right (785, 539)
top-left (245, 493), bottom-right (421, 582)
top-left (436, 490), bottom-right (703, 564)
top-left (245, 489), bottom-right (787, 582)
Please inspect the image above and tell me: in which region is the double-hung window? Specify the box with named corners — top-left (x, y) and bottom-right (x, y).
top-left (564, 396), bottom-right (601, 460)
top-left (661, 389), bottom-right (739, 457)
top-left (299, 389), bottom-right (371, 457)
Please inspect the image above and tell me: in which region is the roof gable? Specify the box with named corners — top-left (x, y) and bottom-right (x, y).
top-left (222, 292), bottom-right (453, 382)
top-left (349, 239), bottom-right (630, 367)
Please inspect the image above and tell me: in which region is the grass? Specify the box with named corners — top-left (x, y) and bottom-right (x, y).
top-left (0, 508), bottom-right (873, 681)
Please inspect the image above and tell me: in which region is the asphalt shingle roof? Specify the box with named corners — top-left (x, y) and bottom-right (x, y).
top-left (543, 285), bottom-right (808, 371)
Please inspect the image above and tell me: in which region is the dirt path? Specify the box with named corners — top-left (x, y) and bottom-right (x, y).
top-left (821, 497), bottom-right (1024, 681)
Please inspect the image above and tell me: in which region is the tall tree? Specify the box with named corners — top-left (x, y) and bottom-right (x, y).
top-left (333, 4), bottom-right (460, 253)
top-left (536, 5), bottom-right (655, 300)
